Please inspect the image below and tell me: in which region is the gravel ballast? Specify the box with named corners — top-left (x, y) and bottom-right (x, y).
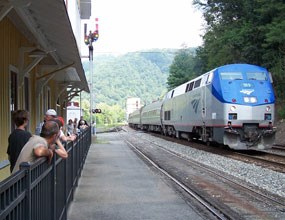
top-left (128, 131), bottom-right (285, 198)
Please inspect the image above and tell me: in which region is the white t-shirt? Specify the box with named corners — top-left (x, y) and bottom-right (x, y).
top-left (12, 135), bottom-right (48, 173)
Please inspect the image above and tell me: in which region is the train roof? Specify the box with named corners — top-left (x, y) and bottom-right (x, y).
top-left (215, 63), bottom-right (267, 73)
top-left (163, 63), bottom-right (271, 100)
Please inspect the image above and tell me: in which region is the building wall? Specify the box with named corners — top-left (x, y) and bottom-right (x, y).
top-left (0, 17), bottom-right (66, 180)
top-left (126, 97), bottom-right (141, 120)
top-left (0, 18), bottom-right (25, 178)
top-left (67, 0), bottom-right (82, 53)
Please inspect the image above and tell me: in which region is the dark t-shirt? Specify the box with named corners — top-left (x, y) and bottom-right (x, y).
top-left (7, 129), bottom-right (32, 172)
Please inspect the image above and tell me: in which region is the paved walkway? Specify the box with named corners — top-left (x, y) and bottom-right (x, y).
top-left (67, 132), bottom-right (204, 220)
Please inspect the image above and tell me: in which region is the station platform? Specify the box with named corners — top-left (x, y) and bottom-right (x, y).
top-left (67, 132), bottom-right (204, 220)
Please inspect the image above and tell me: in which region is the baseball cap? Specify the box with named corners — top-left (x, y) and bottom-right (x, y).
top-left (45, 109), bottom-right (57, 116)
top-left (58, 116), bottom-right (65, 126)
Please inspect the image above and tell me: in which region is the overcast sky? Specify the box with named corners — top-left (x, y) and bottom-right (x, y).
top-left (81, 0), bottom-right (204, 55)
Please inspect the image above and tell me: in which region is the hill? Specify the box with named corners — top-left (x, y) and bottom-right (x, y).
top-left (82, 49), bottom-right (177, 108)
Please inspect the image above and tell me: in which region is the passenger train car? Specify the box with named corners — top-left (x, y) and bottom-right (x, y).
top-left (128, 64), bottom-right (276, 150)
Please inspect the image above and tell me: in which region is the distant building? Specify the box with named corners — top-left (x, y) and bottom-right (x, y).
top-left (126, 98), bottom-right (141, 119)
top-left (67, 102), bottom-right (83, 123)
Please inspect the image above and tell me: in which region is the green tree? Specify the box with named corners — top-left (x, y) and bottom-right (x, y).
top-left (193, 0), bottom-right (285, 118)
top-left (94, 103), bottom-right (125, 125)
top-left (167, 48), bottom-right (198, 90)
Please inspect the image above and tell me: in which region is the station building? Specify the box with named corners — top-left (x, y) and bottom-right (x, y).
top-left (0, 0), bottom-right (91, 179)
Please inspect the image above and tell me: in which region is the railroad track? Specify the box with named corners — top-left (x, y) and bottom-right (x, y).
top-left (142, 129), bottom-right (285, 173)
top-left (233, 151), bottom-right (285, 173)
top-left (121, 130), bottom-right (285, 220)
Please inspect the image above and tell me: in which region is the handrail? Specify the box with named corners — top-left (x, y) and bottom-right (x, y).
top-left (0, 127), bottom-right (91, 220)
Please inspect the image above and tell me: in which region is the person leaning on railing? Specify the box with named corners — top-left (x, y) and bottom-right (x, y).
top-left (12, 121), bottom-right (59, 174)
top-left (57, 116), bottom-right (77, 142)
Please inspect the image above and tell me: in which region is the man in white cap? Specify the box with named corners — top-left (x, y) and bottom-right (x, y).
top-left (35, 109), bottom-right (57, 135)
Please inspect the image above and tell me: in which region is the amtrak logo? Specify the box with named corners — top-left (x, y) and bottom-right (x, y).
top-left (191, 99), bottom-right (200, 113)
top-left (240, 89), bottom-right (254, 95)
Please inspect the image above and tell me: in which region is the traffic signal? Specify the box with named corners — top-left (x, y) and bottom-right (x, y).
top-left (92, 109), bottom-right (102, 113)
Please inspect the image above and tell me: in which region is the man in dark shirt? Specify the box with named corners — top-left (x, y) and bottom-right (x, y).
top-left (7, 110), bottom-right (32, 173)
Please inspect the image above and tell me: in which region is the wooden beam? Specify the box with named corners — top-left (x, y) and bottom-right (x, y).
top-left (36, 62), bottom-right (74, 80)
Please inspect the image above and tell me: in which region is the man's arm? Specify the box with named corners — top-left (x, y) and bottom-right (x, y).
top-left (33, 146), bottom-right (53, 164)
top-left (60, 133), bottom-right (77, 142)
top-left (54, 139), bottom-right (68, 159)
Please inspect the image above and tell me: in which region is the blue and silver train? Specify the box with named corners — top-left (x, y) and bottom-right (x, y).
top-left (128, 64), bottom-right (276, 150)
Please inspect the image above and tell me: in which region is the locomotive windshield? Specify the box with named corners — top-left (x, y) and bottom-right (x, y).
top-left (220, 71), bottom-right (268, 81)
top-left (220, 72), bottom-right (243, 80)
top-left (246, 72), bottom-right (267, 81)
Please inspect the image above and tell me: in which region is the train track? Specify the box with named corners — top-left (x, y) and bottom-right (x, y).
top-left (121, 130), bottom-right (285, 220)
top-left (145, 130), bottom-right (285, 173)
top-left (233, 151), bottom-right (285, 173)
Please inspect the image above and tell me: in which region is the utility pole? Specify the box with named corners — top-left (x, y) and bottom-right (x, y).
top-left (84, 18), bottom-right (99, 135)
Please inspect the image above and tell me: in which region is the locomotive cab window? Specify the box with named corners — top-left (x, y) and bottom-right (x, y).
top-left (246, 72), bottom-right (267, 81)
top-left (220, 72), bottom-right (243, 80)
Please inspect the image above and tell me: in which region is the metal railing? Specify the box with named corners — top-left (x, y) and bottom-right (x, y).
top-left (0, 127), bottom-right (91, 220)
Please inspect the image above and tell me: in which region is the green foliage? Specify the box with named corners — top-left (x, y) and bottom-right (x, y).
top-left (75, 49), bottom-right (177, 124)
top-left (95, 103), bottom-right (125, 125)
top-left (167, 48), bottom-right (199, 90)
top-left (84, 49), bottom-right (176, 107)
top-left (192, 0), bottom-right (285, 118)
top-left (193, 0), bottom-right (285, 68)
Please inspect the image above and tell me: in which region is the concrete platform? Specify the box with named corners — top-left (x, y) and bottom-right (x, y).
top-left (67, 132), bottom-right (204, 220)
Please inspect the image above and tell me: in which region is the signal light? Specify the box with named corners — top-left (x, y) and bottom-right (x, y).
top-left (92, 109), bottom-right (102, 114)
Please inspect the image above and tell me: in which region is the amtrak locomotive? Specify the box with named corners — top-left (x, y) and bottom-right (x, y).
top-left (128, 64), bottom-right (276, 150)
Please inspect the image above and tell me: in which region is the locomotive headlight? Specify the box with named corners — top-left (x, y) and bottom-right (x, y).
top-left (250, 97), bottom-right (257, 103)
top-left (244, 97), bottom-right (250, 103)
top-left (243, 97), bottom-right (257, 103)
top-left (266, 106), bottom-right (271, 112)
top-left (230, 106), bottom-right (236, 112)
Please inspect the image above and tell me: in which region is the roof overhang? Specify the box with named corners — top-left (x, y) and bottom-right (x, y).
top-left (2, 0), bottom-right (90, 93)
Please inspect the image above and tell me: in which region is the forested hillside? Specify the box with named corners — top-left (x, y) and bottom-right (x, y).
top-left (82, 49), bottom-right (177, 108)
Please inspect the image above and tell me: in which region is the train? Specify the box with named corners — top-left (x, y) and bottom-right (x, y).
top-left (128, 64), bottom-right (277, 150)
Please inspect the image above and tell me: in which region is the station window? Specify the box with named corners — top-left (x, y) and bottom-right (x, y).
top-left (24, 77), bottom-right (29, 111)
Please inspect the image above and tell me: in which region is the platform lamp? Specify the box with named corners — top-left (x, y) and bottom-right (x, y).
top-left (84, 18), bottom-right (99, 134)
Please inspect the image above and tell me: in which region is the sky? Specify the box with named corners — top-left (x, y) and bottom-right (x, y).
top-left (81, 0), bottom-right (204, 55)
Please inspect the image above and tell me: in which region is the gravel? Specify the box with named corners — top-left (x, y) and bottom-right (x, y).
top-left (129, 131), bottom-right (285, 198)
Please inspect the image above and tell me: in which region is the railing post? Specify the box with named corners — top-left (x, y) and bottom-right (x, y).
top-left (52, 156), bottom-right (57, 220)
top-left (20, 162), bottom-right (32, 220)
